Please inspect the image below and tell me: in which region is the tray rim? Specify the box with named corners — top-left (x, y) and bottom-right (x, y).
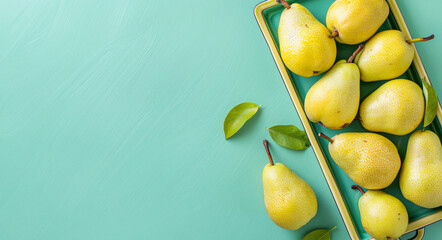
top-left (254, 0), bottom-right (442, 239)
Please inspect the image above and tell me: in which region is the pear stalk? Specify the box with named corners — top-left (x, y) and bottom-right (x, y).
top-left (263, 140), bottom-right (274, 165)
top-left (276, 0), bottom-right (291, 9)
top-left (329, 28), bottom-right (339, 38)
top-left (348, 45), bottom-right (364, 63)
top-left (352, 185), bottom-right (366, 195)
top-left (318, 132), bottom-right (334, 143)
top-left (406, 34), bottom-right (434, 44)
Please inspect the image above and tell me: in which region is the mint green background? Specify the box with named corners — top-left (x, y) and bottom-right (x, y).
top-left (0, 0), bottom-right (440, 239)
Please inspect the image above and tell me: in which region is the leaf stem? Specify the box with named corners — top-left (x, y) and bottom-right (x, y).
top-left (407, 34), bottom-right (434, 44)
top-left (276, 0), bottom-right (290, 9)
top-left (263, 140), bottom-right (274, 165)
top-left (329, 28), bottom-right (339, 38)
top-left (348, 45), bottom-right (364, 63)
top-left (351, 185), bottom-right (365, 195)
top-left (318, 132), bottom-right (334, 144)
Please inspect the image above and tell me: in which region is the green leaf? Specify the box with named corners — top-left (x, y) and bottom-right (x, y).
top-left (302, 227), bottom-right (336, 240)
top-left (224, 102), bottom-right (261, 139)
top-left (422, 78), bottom-right (439, 127)
top-left (267, 125), bottom-right (310, 150)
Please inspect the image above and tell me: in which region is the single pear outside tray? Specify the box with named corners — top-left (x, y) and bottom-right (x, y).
top-left (254, 0), bottom-right (442, 239)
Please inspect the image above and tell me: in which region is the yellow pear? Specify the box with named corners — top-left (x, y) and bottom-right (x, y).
top-left (400, 130), bottom-right (442, 208)
top-left (353, 186), bottom-right (408, 240)
top-left (262, 140), bottom-right (317, 230)
top-left (359, 79), bottom-right (424, 135)
top-left (278, 0), bottom-right (336, 77)
top-left (355, 30), bottom-right (434, 82)
top-left (305, 46), bottom-right (363, 129)
top-left (319, 132), bottom-right (401, 189)
top-left (327, 0), bottom-right (389, 45)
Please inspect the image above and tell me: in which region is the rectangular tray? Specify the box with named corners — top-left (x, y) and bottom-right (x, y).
top-left (254, 0), bottom-right (442, 239)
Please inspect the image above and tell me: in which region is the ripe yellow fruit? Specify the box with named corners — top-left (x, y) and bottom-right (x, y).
top-left (400, 130), bottom-right (442, 208)
top-left (279, 2), bottom-right (336, 77)
top-left (321, 132), bottom-right (401, 189)
top-left (355, 30), bottom-right (433, 82)
top-left (304, 59), bottom-right (360, 129)
top-left (360, 79), bottom-right (424, 135)
top-left (355, 188), bottom-right (409, 240)
top-left (327, 0), bottom-right (389, 45)
top-left (262, 140), bottom-right (317, 230)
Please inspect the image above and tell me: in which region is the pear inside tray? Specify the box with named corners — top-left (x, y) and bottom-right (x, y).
top-left (260, 0), bottom-right (442, 239)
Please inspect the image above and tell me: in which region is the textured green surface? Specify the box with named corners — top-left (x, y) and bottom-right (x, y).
top-left (0, 0), bottom-right (440, 239)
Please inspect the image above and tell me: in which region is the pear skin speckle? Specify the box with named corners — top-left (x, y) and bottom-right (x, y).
top-left (326, 0), bottom-right (389, 45)
top-left (399, 130), bottom-right (442, 208)
top-left (329, 132), bottom-right (401, 189)
top-left (360, 79), bottom-right (424, 135)
top-left (279, 3), bottom-right (336, 77)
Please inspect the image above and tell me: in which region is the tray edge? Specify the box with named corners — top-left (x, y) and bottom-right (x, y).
top-left (254, 1), bottom-right (359, 239)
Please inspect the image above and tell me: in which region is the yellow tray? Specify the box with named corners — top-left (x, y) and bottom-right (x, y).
top-left (254, 0), bottom-right (442, 239)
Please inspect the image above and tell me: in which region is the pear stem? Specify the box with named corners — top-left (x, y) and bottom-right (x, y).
top-left (318, 122), bottom-right (326, 128)
top-left (347, 45), bottom-right (364, 63)
top-left (351, 185), bottom-right (365, 195)
top-left (354, 117), bottom-right (362, 121)
top-left (276, 0), bottom-right (290, 9)
top-left (329, 28), bottom-right (339, 38)
top-left (318, 132), bottom-right (334, 144)
top-left (263, 140), bottom-right (274, 165)
top-left (406, 34), bottom-right (434, 44)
